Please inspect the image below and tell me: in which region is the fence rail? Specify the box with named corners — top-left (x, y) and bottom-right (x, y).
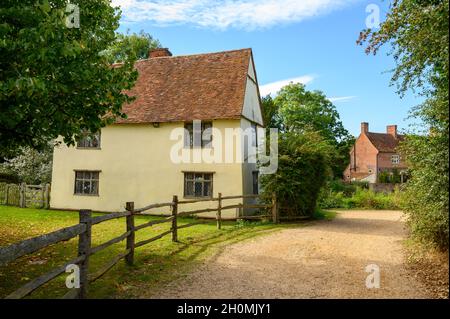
top-left (0, 182), bottom-right (50, 209)
top-left (0, 193), bottom-right (279, 299)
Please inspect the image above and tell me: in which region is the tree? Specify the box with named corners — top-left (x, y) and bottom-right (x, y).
top-left (358, 0), bottom-right (449, 248)
top-left (272, 83), bottom-right (354, 178)
top-left (261, 95), bottom-right (281, 130)
top-left (0, 0), bottom-right (138, 157)
top-left (103, 30), bottom-right (161, 63)
top-left (0, 143), bottom-right (53, 184)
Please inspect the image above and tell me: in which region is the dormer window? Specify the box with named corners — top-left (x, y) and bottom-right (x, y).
top-left (77, 130), bottom-right (101, 149)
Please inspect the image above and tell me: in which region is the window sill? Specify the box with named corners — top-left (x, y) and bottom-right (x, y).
top-left (183, 146), bottom-right (213, 150)
top-left (76, 147), bottom-right (102, 150)
top-left (74, 193), bottom-right (99, 197)
top-left (183, 196), bottom-right (213, 199)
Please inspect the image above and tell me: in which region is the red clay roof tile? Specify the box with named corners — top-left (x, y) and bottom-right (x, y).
top-left (116, 48), bottom-right (252, 124)
top-left (366, 132), bottom-right (404, 152)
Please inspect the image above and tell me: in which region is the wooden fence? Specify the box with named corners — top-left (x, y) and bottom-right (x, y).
top-left (0, 183), bottom-right (50, 209)
top-left (0, 193), bottom-right (278, 299)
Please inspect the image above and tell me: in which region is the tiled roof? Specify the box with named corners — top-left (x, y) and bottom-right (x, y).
top-left (116, 48), bottom-right (252, 124)
top-left (366, 132), bottom-right (404, 152)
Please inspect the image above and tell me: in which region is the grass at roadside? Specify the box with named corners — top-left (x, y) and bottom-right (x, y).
top-left (0, 206), bottom-right (287, 298)
top-left (313, 209), bottom-right (337, 220)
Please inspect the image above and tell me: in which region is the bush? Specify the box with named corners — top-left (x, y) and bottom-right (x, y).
top-left (319, 184), bottom-right (401, 210)
top-left (261, 131), bottom-right (333, 217)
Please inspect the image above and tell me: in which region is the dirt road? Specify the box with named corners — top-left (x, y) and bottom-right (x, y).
top-left (153, 210), bottom-right (430, 299)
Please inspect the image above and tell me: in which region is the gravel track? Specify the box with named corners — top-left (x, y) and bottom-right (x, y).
top-left (152, 210), bottom-right (430, 299)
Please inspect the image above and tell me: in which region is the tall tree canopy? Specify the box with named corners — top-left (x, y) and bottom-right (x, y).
top-left (103, 30), bottom-right (161, 63)
top-left (263, 83), bottom-right (354, 178)
top-left (0, 0), bottom-right (138, 156)
top-left (358, 0), bottom-right (449, 248)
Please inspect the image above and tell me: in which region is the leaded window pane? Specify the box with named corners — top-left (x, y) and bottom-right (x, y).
top-left (184, 173), bottom-right (213, 198)
top-left (74, 171), bottom-right (99, 195)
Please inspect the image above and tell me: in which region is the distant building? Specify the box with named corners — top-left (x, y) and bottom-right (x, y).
top-left (343, 122), bottom-right (408, 183)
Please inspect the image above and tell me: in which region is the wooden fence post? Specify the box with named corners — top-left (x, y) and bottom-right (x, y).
top-left (272, 193), bottom-right (279, 224)
top-left (44, 184), bottom-right (50, 209)
top-left (19, 183), bottom-right (26, 208)
top-left (5, 184), bottom-right (9, 205)
top-left (217, 193), bottom-right (222, 230)
top-left (40, 185), bottom-right (45, 209)
top-left (125, 202), bottom-right (135, 266)
top-left (78, 209), bottom-right (92, 299)
top-left (171, 195), bottom-right (178, 242)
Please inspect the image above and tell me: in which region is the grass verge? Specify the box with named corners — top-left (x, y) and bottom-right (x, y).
top-left (0, 206), bottom-right (287, 298)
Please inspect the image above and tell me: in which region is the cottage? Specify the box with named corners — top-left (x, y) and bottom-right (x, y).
top-left (50, 48), bottom-right (264, 216)
top-left (343, 122), bottom-right (408, 183)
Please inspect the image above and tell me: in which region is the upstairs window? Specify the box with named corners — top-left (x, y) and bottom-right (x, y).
top-left (184, 122), bottom-right (212, 148)
top-left (184, 172), bottom-right (213, 198)
top-left (77, 130), bottom-right (101, 148)
top-left (391, 155), bottom-right (400, 165)
top-left (74, 171), bottom-right (99, 196)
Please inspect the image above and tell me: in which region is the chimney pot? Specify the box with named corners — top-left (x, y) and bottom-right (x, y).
top-left (387, 125), bottom-right (397, 137)
top-left (361, 122), bottom-right (369, 134)
top-left (149, 48), bottom-right (172, 58)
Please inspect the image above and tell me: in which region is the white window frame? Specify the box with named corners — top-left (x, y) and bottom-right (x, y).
top-left (391, 154), bottom-right (400, 165)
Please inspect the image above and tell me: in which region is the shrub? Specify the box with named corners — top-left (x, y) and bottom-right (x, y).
top-left (261, 131), bottom-right (333, 217)
top-left (319, 185), bottom-right (401, 210)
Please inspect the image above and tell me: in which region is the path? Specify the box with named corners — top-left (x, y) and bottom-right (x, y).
top-left (152, 210), bottom-right (430, 299)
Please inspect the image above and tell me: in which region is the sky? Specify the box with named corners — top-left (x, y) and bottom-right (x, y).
top-left (112, 0), bottom-right (423, 137)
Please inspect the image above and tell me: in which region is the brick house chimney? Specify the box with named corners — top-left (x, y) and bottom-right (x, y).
top-left (149, 48), bottom-right (172, 58)
top-left (361, 122), bottom-right (369, 134)
top-left (387, 125), bottom-right (397, 138)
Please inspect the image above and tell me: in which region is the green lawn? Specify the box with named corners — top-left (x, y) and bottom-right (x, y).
top-left (0, 205), bottom-right (288, 299)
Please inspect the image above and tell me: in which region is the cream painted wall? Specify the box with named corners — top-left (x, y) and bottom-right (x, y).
top-left (51, 120), bottom-right (246, 217)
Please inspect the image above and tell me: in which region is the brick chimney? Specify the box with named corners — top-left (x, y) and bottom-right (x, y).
top-left (361, 122), bottom-right (369, 134)
top-left (149, 48), bottom-right (172, 58)
top-left (387, 125), bottom-right (397, 138)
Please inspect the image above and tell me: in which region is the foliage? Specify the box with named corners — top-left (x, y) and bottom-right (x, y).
top-left (358, 0), bottom-right (449, 249)
top-left (378, 169), bottom-right (403, 183)
top-left (103, 30), bottom-right (161, 63)
top-left (0, 0), bottom-right (138, 156)
top-left (400, 132), bottom-right (449, 248)
top-left (0, 143), bottom-right (53, 184)
top-left (0, 171), bottom-right (19, 184)
top-left (271, 83), bottom-right (354, 178)
top-left (260, 131), bottom-right (333, 217)
top-left (261, 95), bottom-right (281, 129)
top-left (319, 184), bottom-right (402, 210)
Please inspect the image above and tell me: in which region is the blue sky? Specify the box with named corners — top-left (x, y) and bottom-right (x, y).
top-left (112, 0), bottom-right (423, 137)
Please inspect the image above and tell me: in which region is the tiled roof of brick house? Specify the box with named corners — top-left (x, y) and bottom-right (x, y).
top-left (366, 132), bottom-right (405, 152)
top-left (116, 48), bottom-right (253, 124)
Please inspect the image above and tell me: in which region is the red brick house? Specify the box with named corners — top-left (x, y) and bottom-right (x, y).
top-left (343, 122), bottom-right (408, 183)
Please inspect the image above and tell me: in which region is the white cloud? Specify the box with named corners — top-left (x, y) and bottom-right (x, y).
top-left (327, 96), bottom-right (357, 103)
top-left (259, 75), bottom-right (315, 96)
top-left (112, 0), bottom-right (357, 30)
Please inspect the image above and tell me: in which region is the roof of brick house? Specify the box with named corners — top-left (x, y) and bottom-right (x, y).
top-left (365, 132), bottom-right (405, 152)
top-left (116, 48), bottom-right (254, 124)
